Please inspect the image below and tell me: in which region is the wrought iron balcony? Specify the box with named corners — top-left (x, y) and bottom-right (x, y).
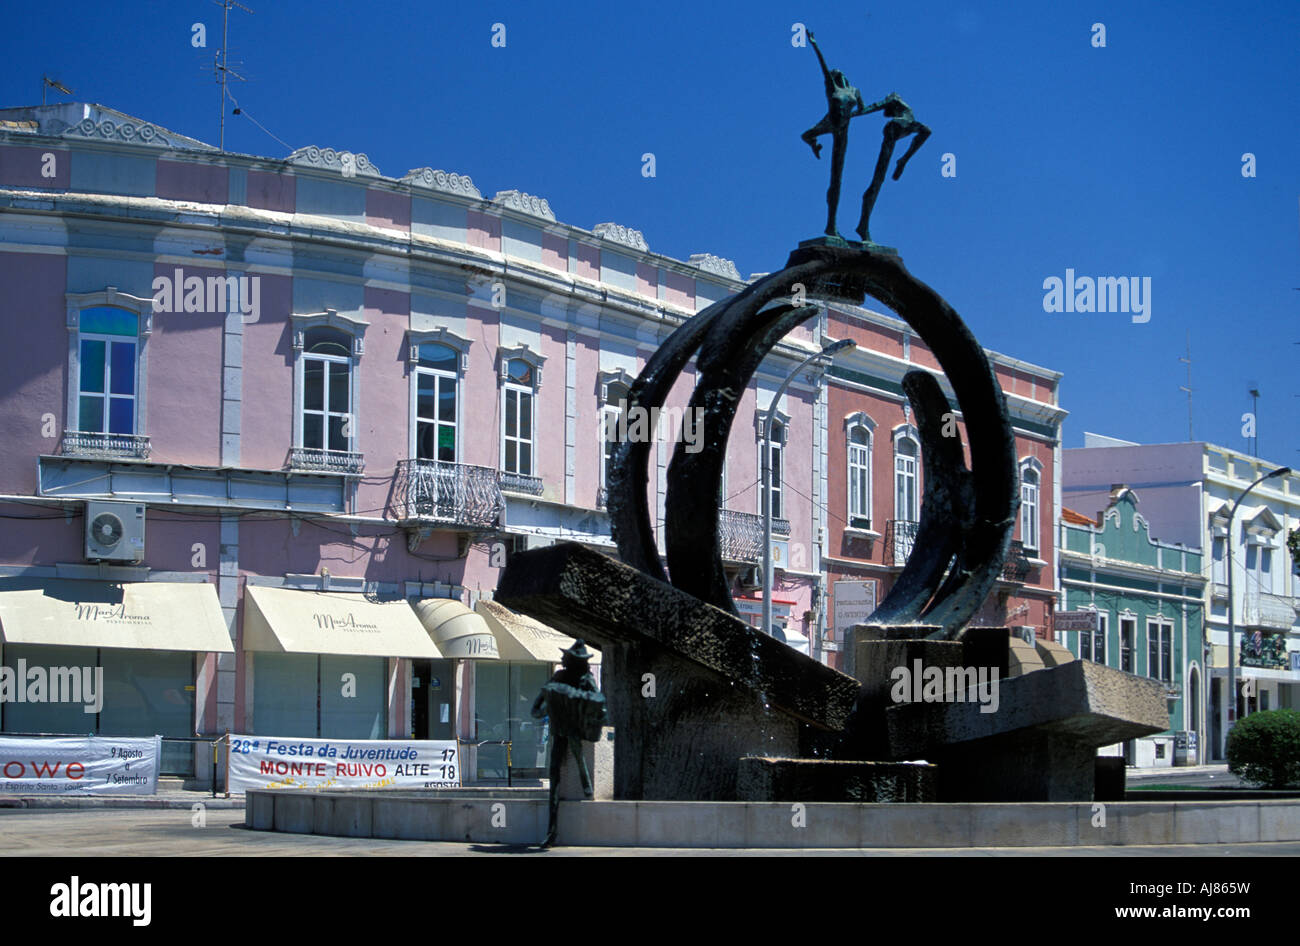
top-left (717, 508), bottom-right (791, 565)
top-left (1000, 540), bottom-right (1033, 583)
top-left (885, 519), bottom-right (920, 567)
top-left (394, 459), bottom-right (504, 530)
top-left (500, 471), bottom-right (544, 496)
top-left (1242, 590), bottom-right (1297, 632)
top-left (288, 447), bottom-right (365, 475)
top-left (61, 430), bottom-right (151, 460)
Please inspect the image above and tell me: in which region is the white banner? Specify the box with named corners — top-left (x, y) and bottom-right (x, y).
top-left (0, 735), bottom-right (160, 795)
top-left (833, 580), bottom-right (878, 639)
top-left (226, 735), bottom-right (460, 792)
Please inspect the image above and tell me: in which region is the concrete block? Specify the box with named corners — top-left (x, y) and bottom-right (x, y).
top-left (860, 803), bottom-right (973, 848)
top-left (273, 794), bottom-right (315, 834)
top-left (635, 801), bottom-right (745, 848)
top-left (1260, 801), bottom-right (1300, 842)
top-left (1113, 802), bottom-right (1175, 845)
top-left (1035, 638), bottom-right (1076, 668)
top-left (968, 803), bottom-right (1078, 847)
top-left (248, 791), bottom-right (273, 830)
top-left (1173, 803), bottom-right (1260, 844)
top-left (371, 797), bottom-right (445, 841)
top-left (744, 802), bottom-right (860, 849)
top-left (557, 801), bottom-right (637, 847)
top-left (1007, 636), bottom-right (1045, 675)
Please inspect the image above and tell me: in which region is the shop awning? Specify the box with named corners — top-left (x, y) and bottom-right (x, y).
top-left (0, 579), bottom-right (233, 653)
top-left (411, 598), bottom-right (499, 659)
top-left (474, 600), bottom-right (600, 665)
top-left (242, 585), bottom-right (442, 658)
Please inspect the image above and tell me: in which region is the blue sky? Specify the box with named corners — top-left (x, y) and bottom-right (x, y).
top-left (4, 0), bottom-right (1297, 458)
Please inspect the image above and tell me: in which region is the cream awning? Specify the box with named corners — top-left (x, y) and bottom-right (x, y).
top-left (474, 600), bottom-right (600, 665)
top-left (412, 598), bottom-right (499, 659)
top-left (0, 579), bottom-right (233, 653)
top-left (243, 585), bottom-right (442, 658)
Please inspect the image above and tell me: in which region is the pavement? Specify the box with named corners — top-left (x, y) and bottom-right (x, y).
top-left (1, 808), bottom-right (1297, 856)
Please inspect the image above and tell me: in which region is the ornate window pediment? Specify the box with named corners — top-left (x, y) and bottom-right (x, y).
top-left (497, 343), bottom-right (545, 387)
top-left (597, 368), bottom-right (636, 403)
top-left (291, 309), bottom-right (369, 356)
top-left (406, 326), bottom-right (471, 371)
top-left (755, 408), bottom-right (791, 444)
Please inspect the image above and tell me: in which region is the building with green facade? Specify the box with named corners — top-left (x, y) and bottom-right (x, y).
top-left (1058, 487), bottom-right (1207, 766)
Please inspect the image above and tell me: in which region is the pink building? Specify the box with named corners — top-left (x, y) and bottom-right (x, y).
top-left (0, 104), bottom-right (826, 784)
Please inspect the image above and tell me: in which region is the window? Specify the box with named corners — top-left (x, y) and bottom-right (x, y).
top-left (1120, 616), bottom-right (1135, 673)
top-left (291, 309), bottom-right (367, 472)
top-left (601, 380), bottom-right (630, 498)
top-left (301, 328), bottom-right (353, 454)
top-left (1211, 536), bottom-right (1226, 584)
top-left (846, 416), bottom-right (873, 530)
top-left (894, 429), bottom-right (919, 523)
top-left (763, 419), bottom-right (785, 521)
top-left (1081, 611), bottom-right (1107, 663)
top-left (500, 350), bottom-right (542, 481)
top-left (416, 343), bottom-right (459, 462)
top-left (1020, 459), bottom-right (1042, 554)
top-left (1147, 619), bottom-right (1172, 682)
top-left (64, 289), bottom-right (154, 457)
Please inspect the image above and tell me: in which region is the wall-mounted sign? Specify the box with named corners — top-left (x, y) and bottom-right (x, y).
top-left (833, 580), bottom-right (878, 640)
top-left (1054, 610), bottom-right (1100, 633)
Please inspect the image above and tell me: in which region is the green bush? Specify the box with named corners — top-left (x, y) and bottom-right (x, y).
top-left (1226, 709), bottom-right (1300, 788)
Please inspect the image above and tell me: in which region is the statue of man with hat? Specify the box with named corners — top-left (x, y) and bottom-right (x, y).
top-left (531, 639), bottom-right (607, 846)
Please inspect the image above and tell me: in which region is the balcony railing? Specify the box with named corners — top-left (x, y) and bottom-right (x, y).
top-left (500, 471), bottom-right (544, 496)
top-left (885, 519), bottom-right (920, 567)
top-left (1000, 540), bottom-right (1033, 583)
top-left (717, 508), bottom-right (791, 565)
top-left (288, 447), bottom-right (365, 475)
top-left (393, 459), bottom-right (504, 530)
top-left (61, 431), bottom-right (151, 460)
top-left (1243, 590), bottom-right (1297, 632)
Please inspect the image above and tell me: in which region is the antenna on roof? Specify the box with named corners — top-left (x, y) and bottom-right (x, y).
top-left (41, 76), bottom-right (74, 106)
top-left (212, 0), bottom-right (253, 151)
top-left (1177, 331), bottom-right (1193, 441)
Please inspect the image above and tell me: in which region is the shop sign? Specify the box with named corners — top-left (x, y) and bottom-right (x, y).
top-left (0, 735), bottom-right (160, 795)
top-left (833, 580), bottom-right (878, 640)
top-left (227, 735), bottom-right (460, 792)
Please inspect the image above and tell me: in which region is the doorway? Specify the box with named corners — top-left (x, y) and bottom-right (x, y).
top-left (410, 658), bottom-right (455, 741)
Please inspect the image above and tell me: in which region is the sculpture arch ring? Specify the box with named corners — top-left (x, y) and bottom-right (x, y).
top-left (607, 244), bottom-right (1019, 640)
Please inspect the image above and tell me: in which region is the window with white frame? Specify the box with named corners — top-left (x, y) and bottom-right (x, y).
top-left (893, 428), bottom-right (919, 523)
top-left (765, 419), bottom-right (785, 520)
top-left (416, 342), bottom-right (460, 463)
top-left (1080, 611), bottom-right (1107, 663)
top-left (600, 380), bottom-right (630, 497)
top-left (301, 327), bottom-right (353, 454)
top-left (846, 414), bottom-right (874, 530)
top-left (1120, 615), bottom-right (1136, 672)
top-left (1211, 535), bottom-right (1227, 585)
top-left (502, 358), bottom-right (536, 477)
top-left (76, 307), bottom-right (140, 436)
top-left (1147, 618), bottom-right (1173, 682)
top-left (1020, 459), bottom-right (1042, 554)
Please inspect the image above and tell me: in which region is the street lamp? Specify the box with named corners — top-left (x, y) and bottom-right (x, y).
top-left (761, 336), bottom-right (856, 648)
top-left (1225, 464), bottom-right (1291, 739)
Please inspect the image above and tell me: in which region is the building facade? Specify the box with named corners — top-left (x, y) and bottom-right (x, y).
top-left (1058, 488), bottom-right (1206, 766)
top-left (1064, 438), bottom-right (1300, 761)
top-left (0, 103), bottom-right (827, 782)
top-left (817, 302), bottom-right (1066, 668)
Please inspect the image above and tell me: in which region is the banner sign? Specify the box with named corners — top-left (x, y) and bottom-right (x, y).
top-left (0, 735), bottom-right (160, 795)
top-left (1054, 610), bottom-right (1101, 633)
top-left (226, 735), bottom-right (460, 792)
top-left (833, 580), bottom-right (878, 640)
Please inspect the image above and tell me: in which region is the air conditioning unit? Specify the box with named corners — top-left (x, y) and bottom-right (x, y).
top-left (85, 501), bottom-right (146, 563)
top-left (1012, 625), bottom-right (1037, 645)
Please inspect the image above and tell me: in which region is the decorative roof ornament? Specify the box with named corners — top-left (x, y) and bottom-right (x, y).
top-left (687, 253), bottom-right (741, 281)
top-left (64, 117), bottom-right (211, 150)
top-left (287, 145), bottom-right (381, 178)
top-left (402, 167), bottom-right (481, 199)
top-left (492, 189), bottom-right (555, 222)
top-left (592, 223), bottom-right (649, 253)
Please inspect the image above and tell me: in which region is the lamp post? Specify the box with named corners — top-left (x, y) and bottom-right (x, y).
top-left (1225, 465), bottom-right (1290, 741)
top-left (762, 336), bottom-right (855, 646)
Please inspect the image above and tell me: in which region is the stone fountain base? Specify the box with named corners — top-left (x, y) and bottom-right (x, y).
top-left (244, 789), bottom-right (1300, 848)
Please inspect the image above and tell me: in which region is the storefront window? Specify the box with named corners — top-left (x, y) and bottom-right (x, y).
top-left (1, 644), bottom-right (195, 776)
top-left (252, 653), bottom-right (387, 739)
top-left (474, 662), bottom-right (552, 781)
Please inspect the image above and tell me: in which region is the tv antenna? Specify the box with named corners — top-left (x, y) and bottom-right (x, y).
top-left (212, 0), bottom-right (253, 151)
top-left (41, 76), bottom-right (74, 106)
top-left (1177, 331), bottom-right (1193, 441)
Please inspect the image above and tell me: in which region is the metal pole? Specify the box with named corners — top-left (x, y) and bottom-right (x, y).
top-left (761, 334), bottom-right (852, 642)
top-left (1225, 465), bottom-right (1290, 751)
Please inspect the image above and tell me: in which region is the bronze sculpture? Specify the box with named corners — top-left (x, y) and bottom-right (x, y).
top-left (800, 31), bottom-right (930, 245)
top-left (531, 640), bottom-right (606, 846)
